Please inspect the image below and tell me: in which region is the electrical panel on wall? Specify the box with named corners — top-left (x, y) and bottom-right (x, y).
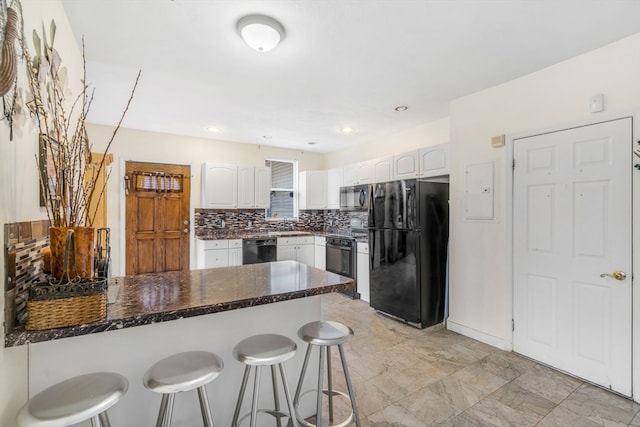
top-left (464, 161), bottom-right (494, 220)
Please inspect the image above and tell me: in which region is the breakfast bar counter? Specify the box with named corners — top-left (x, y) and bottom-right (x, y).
top-left (10, 261), bottom-right (354, 426)
top-left (5, 260), bottom-right (354, 347)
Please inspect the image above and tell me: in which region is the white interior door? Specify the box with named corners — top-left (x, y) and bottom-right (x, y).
top-left (513, 118), bottom-right (632, 396)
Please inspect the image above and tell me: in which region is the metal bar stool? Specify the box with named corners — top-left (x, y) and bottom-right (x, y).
top-left (16, 371), bottom-right (128, 427)
top-left (231, 333), bottom-right (299, 427)
top-left (294, 321), bottom-right (361, 427)
top-left (143, 350), bottom-right (224, 427)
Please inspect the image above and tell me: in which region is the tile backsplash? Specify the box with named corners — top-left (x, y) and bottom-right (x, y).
top-left (4, 220), bottom-right (50, 331)
top-left (194, 208), bottom-right (365, 237)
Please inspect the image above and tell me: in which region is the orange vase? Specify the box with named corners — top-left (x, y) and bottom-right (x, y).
top-left (49, 226), bottom-right (95, 280)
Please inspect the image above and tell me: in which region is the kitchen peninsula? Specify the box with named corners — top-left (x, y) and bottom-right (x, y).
top-left (8, 261), bottom-right (354, 426)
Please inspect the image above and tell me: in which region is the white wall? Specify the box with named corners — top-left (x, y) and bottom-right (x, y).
top-left (324, 117), bottom-right (450, 168)
top-left (0, 1), bottom-right (84, 425)
top-left (86, 124), bottom-right (325, 275)
top-left (447, 34), bottom-right (640, 349)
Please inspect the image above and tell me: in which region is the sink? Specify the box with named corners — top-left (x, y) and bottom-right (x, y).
top-left (267, 231), bottom-right (307, 236)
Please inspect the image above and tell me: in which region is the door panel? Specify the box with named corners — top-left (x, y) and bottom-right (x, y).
top-left (369, 229), bottom-right (420, 323)
top-left (126, 162), bottom-right (191, 275)
top-left (513, 118), bottom-right (632, 395)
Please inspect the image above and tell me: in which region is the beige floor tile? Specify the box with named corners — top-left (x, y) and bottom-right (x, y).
top-left (512, 364), bottom-right (582, 404)
top-left (319, 294), bottom-right (637, 427)
top-left (554, 383), bottom-right (640, 426)
top-left (425, 365), bottom-right (508, 412)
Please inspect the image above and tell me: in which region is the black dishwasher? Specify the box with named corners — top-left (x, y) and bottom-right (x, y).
top-left (242, 238), bottom-right (277, 264)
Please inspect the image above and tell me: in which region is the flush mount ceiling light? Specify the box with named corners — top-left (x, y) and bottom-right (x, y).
top-left (237, 14), bottom-right (286, 52)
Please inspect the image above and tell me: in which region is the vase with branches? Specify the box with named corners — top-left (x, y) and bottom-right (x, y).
top-left (24, 20), bottom-right (140, 280)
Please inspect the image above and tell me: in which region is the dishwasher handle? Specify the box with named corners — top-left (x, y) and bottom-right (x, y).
top-left (245, 239), bottom-right (277, 246)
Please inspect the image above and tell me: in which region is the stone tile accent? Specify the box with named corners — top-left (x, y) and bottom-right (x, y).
top-left (3, 220), bottom-right (50, 332)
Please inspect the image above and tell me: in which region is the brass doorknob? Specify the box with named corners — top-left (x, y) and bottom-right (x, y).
top-left (600, 271), bottom-right (626, 280)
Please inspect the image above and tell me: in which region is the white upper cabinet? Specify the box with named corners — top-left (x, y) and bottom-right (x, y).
top-left (238, 166), bottom-right (271, 209)
top-left (394, 143), bottom-right (450, 180)
top-left (203, 163), bottom-right (270, 209)
top-left (344, 160), bottom-right (374, 186)
top-left (372, 155), bottom-right (394, 183)
top-left (419, 143), bottom-right (450, 177)
top-left (237, 166), bottom-right (255, 208)
top-left (299, 170), bottom-right (328, 210)
top-left (327, 168), bottom-right (343, 209)
top-left (202, 163), bottom-right (238, 208)
top-left (393, 149), bottom-right (420, 180)
top-left (254, 166), bottom-right (271, 208)
top-left (355, 160), bottom-right (373, 184)
top-left (342, 164), bottom-right (357, 186)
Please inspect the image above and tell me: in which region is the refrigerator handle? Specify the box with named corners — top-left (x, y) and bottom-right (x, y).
top-left (369, 231), bottom-right (375, 271)
top-left (368, 184), bottom-right (374, 226)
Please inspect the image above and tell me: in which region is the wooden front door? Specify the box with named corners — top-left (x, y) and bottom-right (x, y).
top-left (125, 161), bottom-right (191, 275)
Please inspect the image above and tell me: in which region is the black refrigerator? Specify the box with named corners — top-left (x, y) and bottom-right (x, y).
top-left (368, 179), bottom-right (449, 328)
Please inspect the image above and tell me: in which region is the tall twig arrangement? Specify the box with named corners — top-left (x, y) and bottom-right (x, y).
top-left (23, 20), bottom-right (140, 227)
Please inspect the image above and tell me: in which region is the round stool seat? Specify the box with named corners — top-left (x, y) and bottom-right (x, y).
top-left (17, 372), bottom-right (128, 426)
top-left (233, 334), bottom-right (297, 366)
top-left (144, 351), bottom-right (224, 394)
top-left (298, 321), bottom-right (353, 346)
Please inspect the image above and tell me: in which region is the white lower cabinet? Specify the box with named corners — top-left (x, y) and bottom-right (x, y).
top-left (277, 236), bottom-right (315, 266)
top-left (228, 239), bottom-right (243, 266)
top-left (314, 236), bottom-right (326, 270)
top-left (196, 239), bottom-right (242, 268)
top-left (357, 242), bottom-right (370, 302)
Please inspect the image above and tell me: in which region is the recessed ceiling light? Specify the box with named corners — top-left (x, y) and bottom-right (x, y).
top-left (307, 141), bottom-right (317, 145)
top-left (395, 106), bottom-right (408, 112)
top-left (339, 127), bottom-right (354, 134)
top-left (262, 135), bottom-right (272, 139)
top-left (207, 126), bottom-right (222, 133)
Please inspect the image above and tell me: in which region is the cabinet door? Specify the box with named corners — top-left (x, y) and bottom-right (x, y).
top-left (393, 149), bottom-right (420, 180)
top-left (327, 168), bottom-right (343, 209)
top-left (202, 163), bottom-right (238, 208)
top-left (297, 244), bottom-right (315, 266)
top-left (343, 164), bottom-right (357, 186)
top-left (277, 244), bottom-right (296, 261)
top-left (237, 166), bottom-right (255, 208)
top-left (357, 243), bottom-right (370, 302)
top-left (204, 249), bottom-right (229, 268)
top-left (372, 155), bottom-right (393, 183)
top-left (299, 170), bottom-right (327, 210)
top-left (254, 166), bottom-right (271, 208)
top-left (229, 248), bottom-right (242, 266)
top-left (314, 243), bottom-right (326, 269)
top-left (355, 160), bottom-right (372, 184)
top-left (419, 143), bottom-right (450, 177)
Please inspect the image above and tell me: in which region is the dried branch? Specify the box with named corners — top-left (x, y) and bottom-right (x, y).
top-left (24, 22), bottom-right (140, 227)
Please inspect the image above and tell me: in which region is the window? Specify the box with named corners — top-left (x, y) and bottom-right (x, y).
top-left (265, 159), bottom-right (297, 219)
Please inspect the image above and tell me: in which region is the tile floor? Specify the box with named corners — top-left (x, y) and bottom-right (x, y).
top-left (318, 293), bottom-right (640, 426)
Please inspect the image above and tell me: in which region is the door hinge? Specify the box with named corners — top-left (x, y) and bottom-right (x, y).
top-left (512, 159), bottom-right (515, 170)
top-left (512, 319), bottom-right (515, 332)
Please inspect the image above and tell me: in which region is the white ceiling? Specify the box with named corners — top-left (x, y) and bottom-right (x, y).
top-left (60, 0), bottom-right (640, 153)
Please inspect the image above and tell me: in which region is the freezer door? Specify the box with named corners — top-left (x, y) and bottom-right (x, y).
top-left (369, 229), bottom-right (421, 324)
top-left (368, 180), bottom-right (417, 230)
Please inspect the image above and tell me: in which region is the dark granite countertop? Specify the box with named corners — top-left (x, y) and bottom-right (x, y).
top-left (196, 230), bottom-right (369, 243)
top-left (5, 261), bottom-right (354, 347)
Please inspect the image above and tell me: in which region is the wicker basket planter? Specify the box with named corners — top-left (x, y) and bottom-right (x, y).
top-left (26, 278), bottom-right (107, 330)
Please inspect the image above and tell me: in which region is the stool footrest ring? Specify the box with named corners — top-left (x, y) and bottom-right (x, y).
top-left (294, 389), bottom-right (355, 427)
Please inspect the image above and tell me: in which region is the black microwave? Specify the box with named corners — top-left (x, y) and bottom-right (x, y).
top-left (340, 185), bottom-right (368, 211)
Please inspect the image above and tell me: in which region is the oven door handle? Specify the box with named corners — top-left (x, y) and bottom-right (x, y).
top-left (326, 243), bottom-right (352, 251)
